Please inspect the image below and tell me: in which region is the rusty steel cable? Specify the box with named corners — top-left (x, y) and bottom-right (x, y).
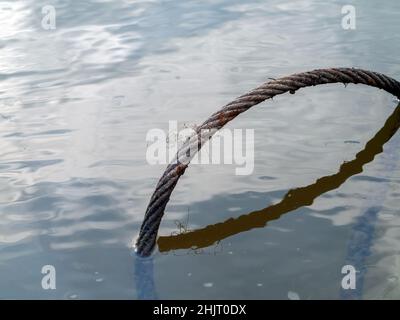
top-left (135, 67), bottom-right (400, 257)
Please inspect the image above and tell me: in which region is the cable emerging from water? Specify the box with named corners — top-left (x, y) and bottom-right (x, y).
top-left (136, 68), bottom-right (400, 257)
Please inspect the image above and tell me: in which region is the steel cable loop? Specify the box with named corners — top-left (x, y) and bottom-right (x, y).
top-left (135, 67), bottom-right (400, 257)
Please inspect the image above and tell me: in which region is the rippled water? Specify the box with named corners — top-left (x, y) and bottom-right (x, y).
top-left (1, 0), bottom-right (400, 299)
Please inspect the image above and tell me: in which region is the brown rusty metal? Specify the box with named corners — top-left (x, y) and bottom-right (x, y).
top-left (136, 67), bottom-right (400, 257)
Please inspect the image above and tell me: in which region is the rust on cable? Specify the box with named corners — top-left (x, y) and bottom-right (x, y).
top-left (136, 67), bottom-right (400, 257)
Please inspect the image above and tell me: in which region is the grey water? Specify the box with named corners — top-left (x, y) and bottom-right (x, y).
top-left (1, 0), bottom-right (400, 299)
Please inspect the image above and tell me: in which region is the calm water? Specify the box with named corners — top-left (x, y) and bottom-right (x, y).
top-left (1, 0), bottom-right (400, 299)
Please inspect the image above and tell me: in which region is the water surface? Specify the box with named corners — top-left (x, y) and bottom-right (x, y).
top-left (1, 0), bottom-right (400, 299)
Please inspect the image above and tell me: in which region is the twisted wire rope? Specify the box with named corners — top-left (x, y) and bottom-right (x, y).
top-left (136, 67), bottom-right (400, 256)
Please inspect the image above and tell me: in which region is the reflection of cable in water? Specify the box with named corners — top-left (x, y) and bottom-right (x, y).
top-left (134, 256), bottom-right (158, 299)
top-left (158, 103), bottom-right (400, 253)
